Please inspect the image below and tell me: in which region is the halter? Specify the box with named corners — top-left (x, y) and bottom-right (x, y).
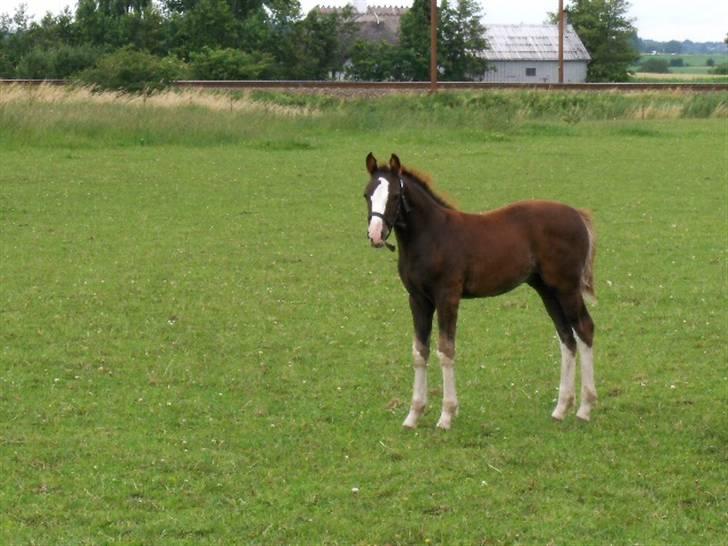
top-left (369, 178), bottom-right (410, 251)
top-left (368, 178), bottom-right (406, 251)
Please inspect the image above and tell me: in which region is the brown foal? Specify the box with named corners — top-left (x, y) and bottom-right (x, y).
top-left (363, 153), bottom-right (597, 429)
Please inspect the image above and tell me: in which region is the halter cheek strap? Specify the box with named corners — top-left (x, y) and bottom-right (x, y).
top-left (400, 178), bottom-right (411, 216)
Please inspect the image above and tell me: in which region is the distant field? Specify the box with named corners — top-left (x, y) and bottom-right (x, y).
top-left (1, 86), bottom-right (726, 544)
top-left (635, 53), bottom-right (728, 79)
top-left (639, 53), bottom-right (728, 66)
top-left (633, 71), bottom-right (728, 82)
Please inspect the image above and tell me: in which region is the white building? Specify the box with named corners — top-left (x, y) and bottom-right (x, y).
top-left (482, 24), bottom-right (591, 83)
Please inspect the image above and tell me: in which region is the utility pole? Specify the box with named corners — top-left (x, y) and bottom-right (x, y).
top-left (430, 0), bottom-right (438, 92)
top-left (558, 0), bottom-right (565, 83)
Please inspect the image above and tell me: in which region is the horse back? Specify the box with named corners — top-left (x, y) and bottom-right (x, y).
top-left (458, 200), bottom-right (591, 296)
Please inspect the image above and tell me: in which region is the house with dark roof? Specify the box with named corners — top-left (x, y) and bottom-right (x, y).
top-left (316, 4), bottom-right (408, 45)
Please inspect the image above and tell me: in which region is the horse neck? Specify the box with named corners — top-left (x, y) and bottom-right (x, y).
top-left (394, 176), bottom-right (450, 243)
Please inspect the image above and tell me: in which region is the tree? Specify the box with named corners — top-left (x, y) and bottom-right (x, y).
top-left (393, 0), bottom-right (488, 81)
top-left (174, 0), bottom-right (240, 53)
top-left (564, 0), bottom-right (640, 81)
top-left (161, 0), bottom-right (300, 22)
top-left (347, 40), bottom-right (411, 81)
top-left (76, 45), bottom-right (186, 92)
top-left (710, 62), bottom-right (728, 75)
top-left (0, 0), bottom-right (312, 80)
top-left (398, 0), bottom-right (432, 80)
top-left (75, 0), bottom-right (165, 52)
top-left (15, 44), bottom-right (100, 78)
top-left (438, 0), bottom-right (487, 80)
top-left (189, 46), bottom-right (272, 79)
top-left (663, 39), bottom-right (681, 54)
top-left (639, 57), bottom-right (669, 73)
top-left (0, 5), bottom-right (33, 70)
top-left (280, 8), bottom-right (356, 79)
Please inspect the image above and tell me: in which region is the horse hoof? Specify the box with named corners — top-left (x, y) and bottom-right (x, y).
top-left (551, 411), bottom-right (566, 422)
top-left (402, 415), bottom-right (419, 429)
top-left (576, 408), bottom-right (591, 422)
top-left (436, 417), bottom-right (452, 430)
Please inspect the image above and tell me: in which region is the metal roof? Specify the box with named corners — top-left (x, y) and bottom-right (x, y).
top-left (483, 24), bottom-right (591, 62)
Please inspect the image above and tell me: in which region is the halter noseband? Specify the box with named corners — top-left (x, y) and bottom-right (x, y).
top-left (369, 177), bottom-right (409, 252)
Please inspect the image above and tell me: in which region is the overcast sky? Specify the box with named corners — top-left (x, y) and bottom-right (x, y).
top-left (6, 0), bottom-right (728, 42)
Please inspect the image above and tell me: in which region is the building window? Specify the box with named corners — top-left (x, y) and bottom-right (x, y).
top-left (526, 67), bottom-right (536, 76)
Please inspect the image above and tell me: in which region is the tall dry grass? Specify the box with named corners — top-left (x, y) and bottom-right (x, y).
top-left (1, 83), bottom-right (725, 149)
top-left (0, 84), bottom-right (325, 148)
top-left (0, 83), bottom-right (319, 117)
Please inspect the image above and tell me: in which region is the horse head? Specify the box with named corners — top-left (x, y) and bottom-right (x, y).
top-left (363, 152), bottom-right (403, 250)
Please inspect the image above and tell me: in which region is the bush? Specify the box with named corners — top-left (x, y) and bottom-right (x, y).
top-left (706, 58), bottom-right (715, 67)
top-left (15, 44), bottom-right (101, 79)
top-left (640, 58), bottom-right (670, 73)
top-left (76, 47), bottom-right (188, 93)
top-left (188, 47), bottom-right (273, 80)
top-left (709, 62), bottom-right (728, 75)
top-left (0, 51), bottom-right (14, 78)
top-left (669, 57), bottom-right (684, 67)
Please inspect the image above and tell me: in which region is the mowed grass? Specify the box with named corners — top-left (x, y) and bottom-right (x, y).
top-left (1, 88), bottom-right (726, 544)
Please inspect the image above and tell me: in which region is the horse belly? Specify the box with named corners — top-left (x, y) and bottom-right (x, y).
top-left (463, 246), bottom-right (533, 298)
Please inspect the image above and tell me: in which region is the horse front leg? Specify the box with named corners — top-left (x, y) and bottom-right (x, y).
top-left (436, 296), bottom-right (460, 430)
top-left (402, 295), bottom-right (434, 429)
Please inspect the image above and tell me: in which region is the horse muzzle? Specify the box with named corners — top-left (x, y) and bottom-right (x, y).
top-left (368, 217), bottom-right (389, 248)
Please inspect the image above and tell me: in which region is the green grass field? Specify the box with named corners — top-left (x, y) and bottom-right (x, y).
top-left (648, 53), bottom-right (728, 70)
top-left (1, 86), bottom-right (726, 544)
top-left (634, 53), bottom-right (728, 82)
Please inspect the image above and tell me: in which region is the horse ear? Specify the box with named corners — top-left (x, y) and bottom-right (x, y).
top-left (389, 154), bottom-right (402, 174)
top-left (366, 153), bottom-right (378, 174)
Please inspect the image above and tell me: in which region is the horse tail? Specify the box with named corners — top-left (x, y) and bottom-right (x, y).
top-left (578, 209), bottom-right (597, 305)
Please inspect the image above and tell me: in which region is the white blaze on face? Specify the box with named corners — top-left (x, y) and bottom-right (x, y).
top-left (368, 177), bottom-right (389, 245)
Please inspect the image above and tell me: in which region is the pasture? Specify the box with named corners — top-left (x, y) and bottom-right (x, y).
top-left (633, 53), bottom-right (728, 82)
top-left (1, 86), bottom-right (726, 544)
top-left (642, 54), bottom-right (728, 74)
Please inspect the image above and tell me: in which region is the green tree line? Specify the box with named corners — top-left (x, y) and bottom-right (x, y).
top-left (1, 0), bottom-right (641, 91)
top-left (0, 0), bottom-right (487, 89)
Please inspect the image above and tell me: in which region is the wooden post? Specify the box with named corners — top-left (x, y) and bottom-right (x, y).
top-left (558, 0), bottom-right (565, 83)
top-left (430, 0), bottom-right (438, 93)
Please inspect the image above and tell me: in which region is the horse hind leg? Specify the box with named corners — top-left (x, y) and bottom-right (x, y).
top-left (573, 303), bottom-right (596, 421)
top-left (531, 280), bottom-right (578, 421)
top-left (436, 335), bottom-right (459, 430)
top-left (558, 291), bottom-right (597, 422)
top-left (435, 295), bottom-right (460, 430)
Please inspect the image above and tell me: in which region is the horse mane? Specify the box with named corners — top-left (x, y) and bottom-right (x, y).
top-left (398, 165), bottom-right (458, 210)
